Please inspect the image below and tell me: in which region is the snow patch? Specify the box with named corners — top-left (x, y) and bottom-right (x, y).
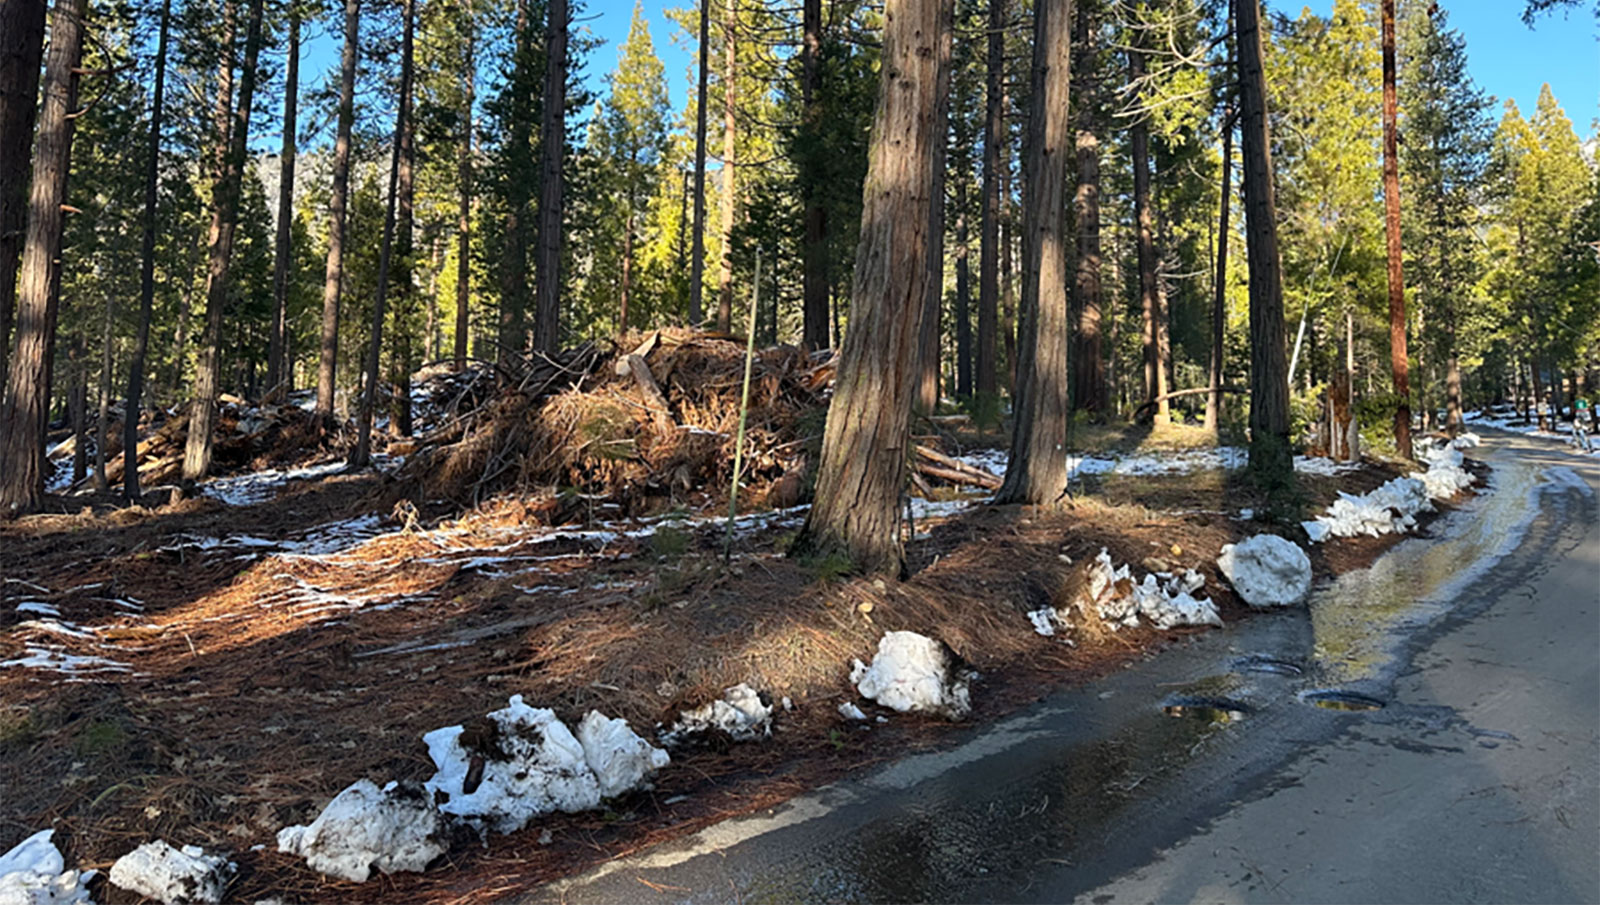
top-left (0, 830), bottom-right (95, 905)
top-left (275, 779), bottom-right (445, 883)
top-left (1217, 534), bottom-right (1312, 607)
top-left (837, 701), bottom-right (868, 721)
top-left (1073, 549), bottom-right (1222, 630)
top-left (850, 631), bottom-right (973, 720)
top-left (659, 684), bottom-right (774, 746)
top-left (108, 840), bottom-right (234, 905)
top-left (575, 711), bottom-right (670, 799)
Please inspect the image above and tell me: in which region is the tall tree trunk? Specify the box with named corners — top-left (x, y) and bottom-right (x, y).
top-left (317, 0), bottom-right (360, 419)
top-left (453, 0), bottom-right (473, 370)
top-left (715, 0), bottom-right (738, 334)
top-left (976, 0), bottom-right (1004, 400)
top-left (266, 5), bottom-right (299, 403)
top-left (0, 0), bottom-right (85, 516)
top-left (799, 0), bottom-right (828, 350)
top-left (532, 0), bottom-right (565, 352)
top-left (997, 0), bottom-right (1071, 506)
top-left (1445, 315), bottom-right (1463, 432)
top-left (689, 0), bottom-right (710, 326)
top-left (794, 0), bottom-right (950, 576)
top-left (1130, 41), bottom-right (1167, 423)
top-left (1380, 0), bottom-right (1411, 459)
top-left (1071, 0), bottom-right (1104, 414)
top-left (1236, 0), bottom-right (1291, 480)
top-left (1206, 109), bottom-right (1232, 431)
top-left (392, 0), bottom-right (415, 436)
top-left (94, 295), bottom-right (110, 490)
top-left (498, 0), bottom-right (532, 359)
top-left (124, 0), bottom-right (170, 500)
top-left (955, 199), bottom-right (972, 398)
top-left (917, 3), bottom-right (953, 414)
top-left (352, 0), bottom-right (412, 468)
top-left (0, 0), bottom-right (47, 397)
top-left (184, 0), bottom-right (265, 484)
top-left (69, 335), bottom-right (85, 484)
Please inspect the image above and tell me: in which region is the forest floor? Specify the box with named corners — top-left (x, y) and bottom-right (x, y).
top-left (0, 409), bottom-right (1485, 904)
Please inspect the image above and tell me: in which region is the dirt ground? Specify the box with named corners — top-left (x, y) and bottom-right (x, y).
top-left (0, 446), bottom-right (1474, 905)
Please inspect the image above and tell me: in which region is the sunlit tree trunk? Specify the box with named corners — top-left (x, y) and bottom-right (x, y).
top-left (799, 0), bottom-right (828, 350)
top-left (0, 0), bottom-right (47, 397)
top-left (917, 0), bottom-right (953, 413)
top-left (689, 0), bottom-right (710, 326)
top-left (1206, 108), bottom-right (1232, 432)
top-left (1381, 0), bottom-right (1412, 458)
top-left (266, 6), bottom-right (298, 403)
top-left (532, 0), bottom-right (566, 352)
top-left (976, 0), bottom-right (1004, 400)
top-left (1130, 38), bottom-right (1167, 423)
top-left (954, 199), bottom-right (972, 398)
top-left (453, 0), bottom-right (473, 370)
top-left (715, 0), bottom-right (738, 334)
top-left (317, 0), bottom-right (360, 418)
top-left (124, 0), bottom-right (170, 500)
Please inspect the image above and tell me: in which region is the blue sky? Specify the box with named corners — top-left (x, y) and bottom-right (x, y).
top-left (579, 0), bottom-right (1598, 138)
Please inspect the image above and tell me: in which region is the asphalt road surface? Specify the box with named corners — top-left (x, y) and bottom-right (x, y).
top-left (532, 429), bottom-right (1599, 905)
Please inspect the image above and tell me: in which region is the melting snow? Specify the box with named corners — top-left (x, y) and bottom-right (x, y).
top-left (1303, 438), bottom-right (1477, 543)
top-left (1074, 549), bottom-right (1222, 631)
top-left (659, 684), bottom-right (774, 746)
top-left (1217, 534), bottom-right (1312, 607)
top-left (850, 631), bottom-right (973, 720)
top-left (575, 711), bottom-right (671, 799)
top-left (276, 780), bottom-right (445, 883)
top-left (108, 840), bottom-right (234, 905)
top-left (0, 830), bottom-right (95, 905)
top-left (199, 461), bottom-right (346, 506)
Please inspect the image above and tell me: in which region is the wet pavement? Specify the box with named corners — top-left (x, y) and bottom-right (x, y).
top-left (526, 430), bottom-right (1599, 904)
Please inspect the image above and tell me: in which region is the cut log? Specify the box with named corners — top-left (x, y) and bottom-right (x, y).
top-left (625, 353), bottom-right (675, 432)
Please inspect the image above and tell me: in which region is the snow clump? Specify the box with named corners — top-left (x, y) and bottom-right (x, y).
top-left (0, 830), bottom-right (95, 905)
top-left (1076, 549), bottom-right (1221, 630)
top-left (1217, 534), bottom-right (1312, 607)
top-left (275, 779), bottom-right (446, 883)
top-left (575, 711), bottom-right (671, 798)
top-left (1413, 442), bottom-right (1476, 500)
top-left (850, 631), bottom-right (973, 720)
top-left (423, 696), bottom-right (601, 834)
top-left (108, 840), bottom-right (235, 905)
top-left (1301, 475), bottom-right (1432, 543)
top-left (658, 683), bottom-right (774, 746)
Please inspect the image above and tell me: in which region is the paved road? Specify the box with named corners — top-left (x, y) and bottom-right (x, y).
top-left (534, 431), bottom-right (1599, 905)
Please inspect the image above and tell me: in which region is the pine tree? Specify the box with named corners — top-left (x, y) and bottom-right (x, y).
top-left (597, 3), bottom-right (668, 332)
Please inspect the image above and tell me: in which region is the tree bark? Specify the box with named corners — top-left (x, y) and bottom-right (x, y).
top-left (0, 0), bottom-right (47, 398)
top-left (123, 0), bottom-right (170, 500)
top-left (1380, 0), bottom-right (1412, 459)
top-left (69, 335), bottom-right (85, 484)
top-left (1206, 108), bottom-right (1232, 431)
top-left (799, 0), bottom-right (828, 350)
top-left (955, 199), bottom-right (972, 398)
top-left (689, 0), bottom-right (710, 326)
top-left (266, 5), bottom-right (299, 403)
top-left (1130, 40), bottom-right (1167, 423)
top-left (1071, 0), bottom-right (1104, 415)
top-left (532, 0), bottom-right (566, 352)
top-left (996, 0), bottom-right (1072, 506)
top-left (976, 0), bottom-right (1004, 400)
top-left (794, 0), bottom-right (950, 576)
top-left (393, 0), bottom-right (415, 436)
top-left (453, 0), bottom-right (473, 370)
top-left (184, 0), bottom-right (265, 484)
top-left (94, 294), bottom-right (110, 490)
top-left (715, 0), bottom-right (738, 334)
top-left (498, 0), bottom-right (532, 359)
top-left (0, 0), bottom-right (84, 516)
top-left (1236, 0), bottom-right (1291, 479)
top-left (917, 1), bottom-right (953, 414)
top-left (317, 0), bottom-right (360, 419)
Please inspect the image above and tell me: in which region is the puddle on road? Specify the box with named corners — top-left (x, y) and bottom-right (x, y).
top-left (1231, 654), bottom-right (1304, 677)
top-left (1300, 689), bottom-right (1386, 712)
top-left (1163, 696), bottom-right (1254, 722)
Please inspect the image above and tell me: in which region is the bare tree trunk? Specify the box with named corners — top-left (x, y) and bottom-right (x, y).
top-left (955, 198), bottom-right (972, 398)
top-left (498, 0), bottom-right (532, 359)
top-left (1130, 41), bottom-right (1167, 423)
top-left (0, 0), bottom-right (47, 397)
top-left (689, 0), bottom-right (710, 326)
top-left (453, 0), bottom-right (473, 370)
top-left (794, 0), bottom-right (950, 576)
top-left (532, 0), bottom-right (565, 352)
top-left (317, 0), bottom-right (360, 419)
top-left (1071, 0), bottom-right (1104, 415)
top-left (266, 5), bottom-right (298, 404)
top-left (184, 0), bottom-right (265, 484)
top-left (799, 0), bottom-right (828, 351)
top-left (917, 3), bottom-right (953, 414)
top-left (1236, 0), bottom-right (1291, 479)
top-left (352, 0), bottom-right (412, 467)
top-left (997, 0), bottom-right (1071, 506)
top-left (94, 295), bottom-right (110, 490)
top-left (123, 0), bottom-right (170, 500)
top-left (976, 0), bottom-right (1004, 400)
top-left (1206, 109), bottom-right (1232, 431)
top-left (1380, 0), bottom-right (1412, 459)
top-left (393, 0), bottom-right (415, 436)
top-left (0, 0), bottom-right (85, 516)
top-left (715, 0), bottom-right (738, 334)
top-left (69, 335), bottom-right (86, 484)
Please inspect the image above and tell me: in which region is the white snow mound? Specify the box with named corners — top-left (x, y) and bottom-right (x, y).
top-left (1079, 550), bottom-right (1222, 630)
top-left (575, 711), bottom-right (670, 799)
top-left (276, 779), bottom-right (445, 883)
top-left (850, 631), bottom-right (972, 720)
top-left (1302, 440), bottom-right (1476, 543)
top-left (659, 683), bottom-right (774, 745)
top-left (424, 697), bottom-right (601, 834)
top-left (0, 830), bottom-right (94, 905)
top-left (1217, 534), bottom-right (1312, 607)
top-left (109, 840), bottom-right (234, 905)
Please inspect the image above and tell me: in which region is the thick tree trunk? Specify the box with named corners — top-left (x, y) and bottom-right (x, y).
top-left (689, 0), bottom-right (710, 325)
top-left (955, 201), bottom-right (972, 398)
top-left (799, 0), bottom-right (828, 350)
top-left (917, 6), bottom-right (953, 414)
top-left (1236, 0), bottom-right (1291, 479)
top-left (184, 0), bottom-right (266, 484)
top-left (266, 7), bottom-right (298, 403)
top-left (0, 0), bottom-right (84, 516)
top-left (1380, 0), bottom-right (1412, 459)
top-left (794, 0), bottom-right (950, 576)
top-left (997, 0), bottom-right (1072, 506)
top-left (1070, 0), bottom-right (1104, 415)
top-left (453, 1), bottom-right (473, 370)
top-left (1130, 42), bottom-right (1167, 423)
top-left (353, 0), bottom-right (412, 468)
top-left (317, 0), bottom-right (360, 419)
top-left (392, 0), bottom-right (415, 436)
top-left (976, 0), bottom-right (1004, 400)
top-left (124, 0), bottom-right (170, 500)
top-left (1206, 109), bottom-right (1232, 431)
top-left (0, 0), bottom-right (47, 397)
top-left (715, 0), bottom-right (738, 334)
top-left (532, 0), bottom-right (565, 352)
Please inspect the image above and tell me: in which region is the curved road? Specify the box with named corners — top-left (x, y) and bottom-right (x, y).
top-left (533, 430), bottom-right (1599, 904)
